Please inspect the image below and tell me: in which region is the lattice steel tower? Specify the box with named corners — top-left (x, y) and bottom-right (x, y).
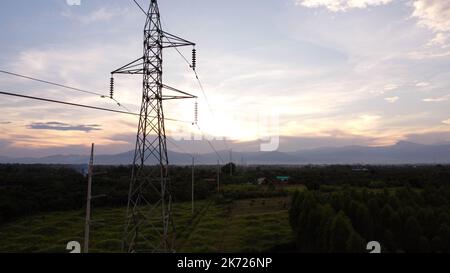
top-left (111, 0), bottom-right (196, 253)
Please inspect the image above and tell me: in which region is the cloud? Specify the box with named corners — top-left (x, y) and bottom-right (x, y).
top-left (412, 0), bottom-right (450, 47)
top-left (295, 0), bottom-right (393, 12)
top-left (62, 7), bottom-right (124, 24)
top-left (416, 81), bottom-right (430, 87)
top-left (428, 32), bottom-right (448, 46)
top-left (383, 83), bottom-right (400, 91)
top-left (27, 122), bottom-right (101, 132)
top-left (0, 121), bottom-right (12, 125)
top-left (108, 133), bottom-right (136, 145)
top-left (295, 0), bottom-right (450, 48)
top-left (423, 94), bottom-right (450, 102)
top-left (403, 130), bottom-right (450, 144)
top-left (412, 0), bottom-right (450, 33)
top-left (66, 0), bottom-right (81, 6)
top-left (7, 41), bottom-right (142, 103)
top-left (2, 0), bottom-right (450, 157)
top-left (443, 119), bottom-right (450, 125)
top-left (385, 96), bottom-right (399, 103)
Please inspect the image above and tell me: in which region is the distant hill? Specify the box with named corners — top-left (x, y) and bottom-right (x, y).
top-left (1, 141), bottom-right (450, 165)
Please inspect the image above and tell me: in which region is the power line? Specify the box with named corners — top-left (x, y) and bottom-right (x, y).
top-left (132, 0), bottom-right (147, 16)
top-left (194, 71), bottom-right (231, 153)
top-left (111, 98), bottom-right (132, 113)
top-left (163, 45), bottom-right (231, 153)
top-left (167, 137), bottom-right (215, 166)
top-left (159, 19), bottom-right (213, 114)
top-left (119, 0), bottom-right (200, 253)
top-left (174, 46), bottom-right (193, 69)
top-left (0, 90), bottom-right (136, 116)
top-left (133, 6), bottom-right (229, 164)
top-left (162, 45), bottom-right (215, 118)
top-left (0, 69), bottom-right (131, 113)
top-left (168, 49), bottom-right (231, 157)
top-left (195, 124), bottom-right (225, 164)
top-left (0, 90), bottom-right (192, 124)
top-left (0, 69), bottom-right (106, 97)
top-left (166, 137), bottom-right (194, 158)
top-left (160, 19), bottom-right (228, 163)
top-left (167, 130), bottom-right (225, 166)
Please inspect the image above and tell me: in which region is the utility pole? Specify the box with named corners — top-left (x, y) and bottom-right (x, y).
top-left (84, 143), bottom-right (94, 254)
top-left (111, 0), bottom-right (196, 253)
top-left (217, 160), bottom-right (221, 193)
top-left (229, 149), bottom-right (233, 176)
top-left (191, 156), bottom-right (195, 215)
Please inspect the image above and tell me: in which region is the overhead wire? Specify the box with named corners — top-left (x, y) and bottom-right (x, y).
top-left (167, 137), bottom-right (193, 158)
top-left (0, 69), bottom-right (132, 113)
top-left (132, 0), bottom-right (148, 16)
top-left (166, 137), bottom-right (217, 166)
top-left (159, 19), bottom-right (229, 162)
top-left (194, 124), bottom-right (225, 164)
top-left (160, 40), bottom-right (215, 121)
top-left (124, 3), bottom-right (229, 164)
top-left (0, 90), bottom-right (192, 124)
top-left (184, 53), bottom-right (231, 153)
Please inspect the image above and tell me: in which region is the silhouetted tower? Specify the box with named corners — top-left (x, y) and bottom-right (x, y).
top-left (111, 0), bottom-right (196, 253)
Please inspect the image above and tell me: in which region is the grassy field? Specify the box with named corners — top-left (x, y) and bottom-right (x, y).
top-left (0, 195), bottom-right (294, 253)
top-left (179, 196), bottom-right (292, 253)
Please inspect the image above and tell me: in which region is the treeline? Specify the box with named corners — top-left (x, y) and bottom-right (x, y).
top-left (210, 165), bottom-right (450, 187)
top-left (221, 184), bottom-right (287, 200)
top-left (0, 165), bottom-right (85, 224)
top-left (283, 165), bottom-right (450, 188)
top-left (0, 164), bottom-right (219, 224)
top-left (289, 185), bottom-right (450, 252)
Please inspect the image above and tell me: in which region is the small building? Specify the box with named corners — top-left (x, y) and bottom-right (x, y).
top-left (276, 176), bottom-right (290, 182)
top-left (256, 177), bottom-right (267, 185)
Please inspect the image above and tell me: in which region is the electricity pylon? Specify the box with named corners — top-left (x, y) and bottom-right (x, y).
top-left (111, 0), bottom-right (196, 253)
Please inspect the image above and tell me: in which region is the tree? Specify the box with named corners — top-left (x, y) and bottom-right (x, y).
top-left (404, 216), bottom-right (422, 252)
top-left (317, 204), bottom-right (336, 252)
top-left (289, 191), bottom-right (304, 231)
top-left (295, 192), bottom-right (319, 251)
top-left (383, 229), bottom-right (396, 252)
top-left (346, 232), bottom-right (366, 253)
top-left (437, 224), bottom-right (450, 252)
top-left (329, 211), bottom-right (354, 252)
top-left (431, 236), bottom-right (443, 252)
top-left (389, 212), bottom-right (402, 239)
top-left (354, 203), bottom-right (373, 239)
top-left (418, 236), bottom-right (430, 253)
top-left (221, 163), bottom-right (236, 176)
top-left (380, 204), bottom-right (394, 229)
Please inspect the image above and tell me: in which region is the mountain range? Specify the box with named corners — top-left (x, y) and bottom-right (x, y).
top-left (1, 141), bottom-right (450, 165)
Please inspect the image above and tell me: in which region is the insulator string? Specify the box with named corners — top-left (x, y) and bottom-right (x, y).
top-left (110, 76), bottom-right (115, 99)
top-left (194, 99), bottom-right (199, 125)
top-left (191, 48), bottom-right (197, 71)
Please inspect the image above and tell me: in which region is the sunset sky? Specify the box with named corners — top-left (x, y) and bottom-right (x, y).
top-left (1, 0), bottom-right (450, 157)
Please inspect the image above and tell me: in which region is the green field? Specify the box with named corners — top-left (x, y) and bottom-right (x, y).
top-left (0, 195), bottom-right (294, 253)
top-left (3, 164), bottom-right (449, 253)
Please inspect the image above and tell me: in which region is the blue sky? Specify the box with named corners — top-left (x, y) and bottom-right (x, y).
top-left (1, 0), bottom-right (450, 157)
